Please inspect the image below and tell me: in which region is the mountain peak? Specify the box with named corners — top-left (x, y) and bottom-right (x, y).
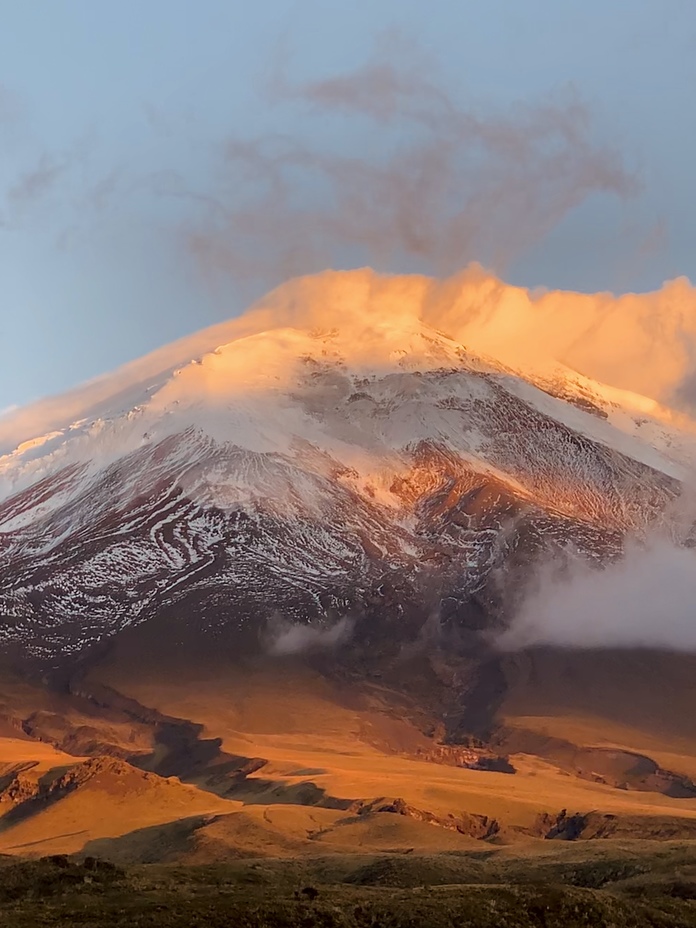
top-left (3, 265), bottom-right (696, 461)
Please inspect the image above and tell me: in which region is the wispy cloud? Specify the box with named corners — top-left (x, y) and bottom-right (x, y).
top-left (266, 615), bottom-right (354, 656)
top-left (167, 35), bottom-right (638, 292)
top-left (498, 536), bottom-right (696, 653)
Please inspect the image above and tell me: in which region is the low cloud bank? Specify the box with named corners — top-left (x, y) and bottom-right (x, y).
top-left (498, 539), bottom-right (696, 652)
top-left (266, 615), bottom-right (354, 656)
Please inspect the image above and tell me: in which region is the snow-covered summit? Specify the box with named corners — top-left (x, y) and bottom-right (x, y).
top-left (1, 268), bottom-right (695, 663)
top-left (2, 267), bottom-right (695, 500)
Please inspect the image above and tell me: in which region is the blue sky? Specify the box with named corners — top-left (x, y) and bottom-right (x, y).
top-left (0, 0), bottom-right (694, 408)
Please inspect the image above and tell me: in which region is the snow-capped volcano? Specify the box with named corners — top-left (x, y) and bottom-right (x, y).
top-left (0, 268), bottom-right (694, 664)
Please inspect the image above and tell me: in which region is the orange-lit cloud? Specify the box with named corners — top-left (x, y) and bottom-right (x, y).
top-left (235, 268), bottom-right (696, 412)
top-left (3, 266), bottom-right (696, 459)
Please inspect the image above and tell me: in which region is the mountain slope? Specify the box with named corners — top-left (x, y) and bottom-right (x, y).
top-left (0, 270), bottom-right (692, 667)
top-left (3, 269), bottom-right (696, 854)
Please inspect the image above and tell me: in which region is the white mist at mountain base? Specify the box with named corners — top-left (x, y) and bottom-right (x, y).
top-left (499, 536), bottom-right (696, 652)
top-left (266, 615), bottom-right (355, 656)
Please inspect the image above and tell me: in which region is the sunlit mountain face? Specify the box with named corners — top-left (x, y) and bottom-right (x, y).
top-left (2, 268), bottom-right (696, 864)
top-left (0, 266), bottom-right (694, 668)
